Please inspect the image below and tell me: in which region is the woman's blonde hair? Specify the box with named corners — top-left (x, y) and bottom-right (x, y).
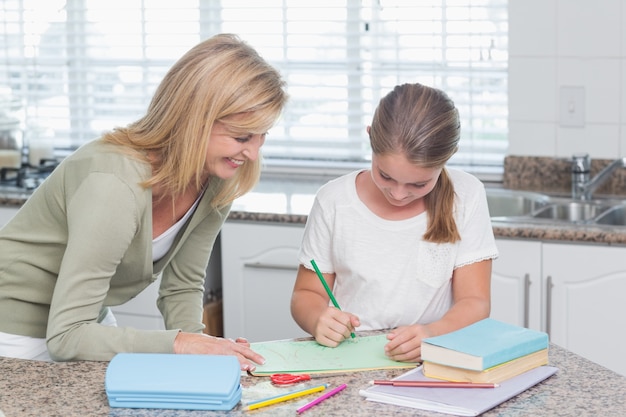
top-left (103, 33), bottom-right (288, 208)
top-left (369, 83), bottom-right (461, 243)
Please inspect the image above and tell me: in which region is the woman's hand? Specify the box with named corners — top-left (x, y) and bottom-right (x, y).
top-left (173, 332), bottom-right (265, 371)
top-left (384, 324), bottom-right (432, 362)
top-left (312, 307), bottom-right (360, 348)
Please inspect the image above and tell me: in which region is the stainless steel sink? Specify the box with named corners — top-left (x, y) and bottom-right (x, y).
top-left (531, 201), bottom-right (612, 223)
top-left (594, 205), bottom-right (626, 226)
top-left (485, 188), bottom-right (626, 227)
top-left (486, 189), bottom-right (550, 218)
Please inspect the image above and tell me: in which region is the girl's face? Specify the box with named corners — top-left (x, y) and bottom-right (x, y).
top-left (205, 121), bottom-right (266, 179)
top-left (370, 152), bottom-right (442, 207)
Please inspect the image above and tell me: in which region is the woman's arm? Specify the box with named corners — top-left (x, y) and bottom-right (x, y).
top-left (156, 201), bottom-right (228, 333)
top-left (46, 173), bottom-right (158, 361)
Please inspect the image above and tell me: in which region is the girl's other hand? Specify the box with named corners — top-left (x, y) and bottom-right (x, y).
top-left (384, 324), bottom-right (431, 362)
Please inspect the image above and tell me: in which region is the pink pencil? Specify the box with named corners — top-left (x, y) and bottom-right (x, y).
top-left (296, 383), bottom-right (347, 413)
top-left (372, 380), bottom-right (498, 388)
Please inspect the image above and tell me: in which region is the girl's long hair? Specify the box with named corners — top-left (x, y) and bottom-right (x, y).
top-left (369, 83), bottom-right (461, 243)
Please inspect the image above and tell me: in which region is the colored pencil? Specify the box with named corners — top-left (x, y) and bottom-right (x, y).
top-left (372, 380), bottom-right (499, 388)
top-left (245, 383), bottom-right (328, 411)
top-left (310, 259), bottom-right (355, 339)
top-left (296, 383), bottom-right (347, 414)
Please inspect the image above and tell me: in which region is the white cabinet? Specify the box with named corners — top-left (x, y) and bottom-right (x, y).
top-left (491, 239), bottom-right (542, 330)
top-left (543, 243), bottom-right (626, 376)
top-left (221, 221), bottom-right (309, 343)
top-left (492, 239), bottom-right (626, 376)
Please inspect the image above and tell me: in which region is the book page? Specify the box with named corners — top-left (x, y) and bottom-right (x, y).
top-left (249, 334), bottom-right (415, 375)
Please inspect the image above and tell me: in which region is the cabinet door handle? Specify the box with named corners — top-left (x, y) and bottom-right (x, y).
top-left (545, 275), bottom-right (553, 337)
top-left (243, 262), bottom-right (299, 271)
top-left (523, 273), bottom-right (530, 328)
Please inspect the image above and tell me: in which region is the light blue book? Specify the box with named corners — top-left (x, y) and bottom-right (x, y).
top-left (105, 353), bottom-right (241, 410)
top-left (421, 318), bottom-right (549, 371)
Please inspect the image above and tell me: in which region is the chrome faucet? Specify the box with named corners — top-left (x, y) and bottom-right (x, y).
top-left (571, 153), bottom-right (626, 200)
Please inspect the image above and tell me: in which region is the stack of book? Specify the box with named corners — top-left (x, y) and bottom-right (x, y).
top-left (421, 318), bottom-right (550, 384)
top-left (360, 319), bottom-right (554, 415)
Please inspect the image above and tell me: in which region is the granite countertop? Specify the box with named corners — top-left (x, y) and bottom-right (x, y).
top-left (1, 342), bottom-right (626, 416)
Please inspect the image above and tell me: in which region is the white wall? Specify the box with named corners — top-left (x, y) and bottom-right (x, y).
top-left (508, 0), bottom-right (626, 159)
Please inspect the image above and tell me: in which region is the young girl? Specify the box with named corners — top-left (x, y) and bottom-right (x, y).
top-left (291, 83), bottom-right (498, 362)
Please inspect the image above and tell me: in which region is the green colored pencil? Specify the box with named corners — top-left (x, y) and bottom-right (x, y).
top-left (310, 259), bottom-right (355, 339)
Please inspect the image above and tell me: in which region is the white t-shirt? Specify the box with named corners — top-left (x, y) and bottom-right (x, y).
top-left (298, 168), bottom-right (499, 330)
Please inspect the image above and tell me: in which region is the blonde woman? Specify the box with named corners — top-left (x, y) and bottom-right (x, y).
top-left (291, 83), bottom-right (497, 362)
top-left (0, 34), bottom-right (287, 369)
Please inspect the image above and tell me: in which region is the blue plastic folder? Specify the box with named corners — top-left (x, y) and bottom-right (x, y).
top-left (105, 353), bottom-right (241, 410)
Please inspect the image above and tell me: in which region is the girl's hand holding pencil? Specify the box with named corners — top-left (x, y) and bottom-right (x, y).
top-left (310, 259), bottom-right (360, 347)
top-left (313, 307), bottom-right (360, 347)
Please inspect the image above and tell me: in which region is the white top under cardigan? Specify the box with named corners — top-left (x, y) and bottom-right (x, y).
top-left (298, 168), bottom-right (499, 330)
top-left (152, 193), bottom-right (203, 262)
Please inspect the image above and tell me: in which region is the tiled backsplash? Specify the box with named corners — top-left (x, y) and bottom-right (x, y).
top-left (503, 155), bottom-right (626, 197)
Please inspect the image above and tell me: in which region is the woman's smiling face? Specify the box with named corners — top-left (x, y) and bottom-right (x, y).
top-left (205, 121), bottom-right (266, 180)
top-left (370, 152), bottom-right (442, 208)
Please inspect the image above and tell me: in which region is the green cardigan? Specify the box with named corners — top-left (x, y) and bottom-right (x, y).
top-left (0, 139), bottom-right (231, 361)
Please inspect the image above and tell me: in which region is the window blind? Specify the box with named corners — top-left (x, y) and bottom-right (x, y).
top-left (0, 0), bottom-right (508, 175)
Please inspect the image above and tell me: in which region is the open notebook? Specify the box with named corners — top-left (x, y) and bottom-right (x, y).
top-left (249, 334), bottom-right (416, 375)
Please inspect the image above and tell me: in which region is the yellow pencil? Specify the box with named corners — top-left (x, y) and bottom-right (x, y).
top-left (245, 383), bottom-right (328, 411)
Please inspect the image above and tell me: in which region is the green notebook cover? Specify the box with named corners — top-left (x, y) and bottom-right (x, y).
top-left (421, 318), bottom-right (549, 371)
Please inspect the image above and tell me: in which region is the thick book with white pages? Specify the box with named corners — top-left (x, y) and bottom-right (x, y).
top-left (360, 365), bottom-right (558, 416)
top-left (423, 348), bottom-right (549, 384)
